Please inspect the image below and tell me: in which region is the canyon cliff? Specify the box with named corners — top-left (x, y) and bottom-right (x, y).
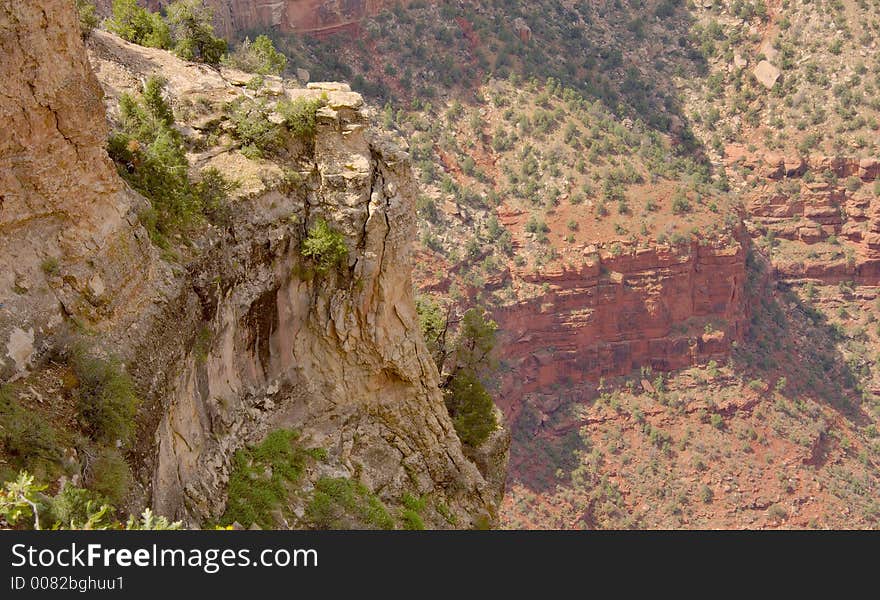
top-left (493, 234), bottom-right (748, 421)
top-left (0, 0), bottom-right (504, 528)
top-left (143, 0), bottom-right (413, 38)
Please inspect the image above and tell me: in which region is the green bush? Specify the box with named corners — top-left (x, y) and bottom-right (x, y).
top-left (70, 351), bottom-right (140, 445)
top-left (86, 447), bottom-right (131, 505)
top-left (41, 257), bottom-right (60, 276)
top-left (47, 485), bottom-right (113, 529)
top-left (2, 470), bottom-right (179, 530)
top-left (305, 477), bottom-right (394, 530)
top-left (228, 99), bottom-right (284, 157)
top-left (302, 219), bottom-right (349, 273)
top-left (444, 370), bottom-right (497, 447)
top-left (400, 493), bottom-right (426, 530)
top-left (225, 35), bottom-right (288, 75)
top-left (277, 97), bottom-right (324, 139)
top-left (221, 430), bottom-right (310, 529)
top-left (0, 386), bottom-right (62, 474)
top-left (0, 471), bottom-right (45, 529)
top-left (671, 191), bottom-right (691, 214)
top-left (75, 0), bottom-right (98, 39)
top-left (194, 167), bottom-right (238, 225)
top-left (106, 0), bottom-right (171, 49)
top-left (108, 76), bottom-right (211, 239)
top-left (166, 0), bottom-right (227, 65)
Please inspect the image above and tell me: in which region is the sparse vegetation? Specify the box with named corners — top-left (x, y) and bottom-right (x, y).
top-left (301, 219), bottom-right (349, 274)
top-left (70, 350), bottom-right (140, 446)
top-left (305, 477), bottom-right (394, 530)
top-left (221, 429), bottom-right (313, 529)
top-left (225, 35), bottom-right (288, 75)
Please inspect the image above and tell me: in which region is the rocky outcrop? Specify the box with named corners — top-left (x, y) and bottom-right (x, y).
top-left (0, 0), bottom-right (155, 381)
top-left (84, 31), bottom-right (500, 527)
top-left (493, 235), bottom-right (748, 419)
top-left (147, 0), bottom-right (416, 39)
top-left (727, 148), bottom-right (880, 284)
top-left (2, 6), bottom-right (502, 528)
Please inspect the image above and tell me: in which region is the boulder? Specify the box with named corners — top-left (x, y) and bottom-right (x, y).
top-left (753, 60), bottom-right (781, 89)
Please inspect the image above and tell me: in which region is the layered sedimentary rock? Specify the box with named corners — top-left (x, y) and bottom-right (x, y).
top-left (147, 0), bottom-right (414, 39)
top-left (86, 30), bottom-right (501, 526)
top-left (0, 0), bottom-right (155, 381)
top-left (493, 235), bottom-right (748, 418)
top-left (727, 147), bottom-right (880, 283)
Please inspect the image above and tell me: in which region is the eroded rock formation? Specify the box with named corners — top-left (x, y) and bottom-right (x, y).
top-left (0, 0), bottom-right (155, 381)
top-left (493, 234), bottom-right (748, 420)
top-left (1, 2), bottom-right (503, 528)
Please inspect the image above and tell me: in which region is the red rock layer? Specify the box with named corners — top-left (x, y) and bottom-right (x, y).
top-left (148, 0), bottom-right (418, 39)
top-left (728, 147), bottom-right (880, 283)
top-left (493, 233), bottom-right (748, 418)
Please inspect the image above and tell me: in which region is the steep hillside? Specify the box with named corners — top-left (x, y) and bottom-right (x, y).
top-left (0, 1), bottom-right (505, 530)
top-left (6, 0), bottom-right (880, 530)
top-left (224, 0), bottom-right (880, 528)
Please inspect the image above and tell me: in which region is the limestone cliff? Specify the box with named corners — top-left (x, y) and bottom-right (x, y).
top-left (1, 1), bottom-right (503, 528)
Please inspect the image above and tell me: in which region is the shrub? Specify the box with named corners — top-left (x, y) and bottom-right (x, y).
top-left (444, 370), bottom-right (497, 447)
top-left (672, 191), bottom-right (691, 214)
top-left (41, 257), bottom-right (60, 276)
top-left (75, 0), bottom-right (99, 39)
top-left (525, 215), bottom-right (549, 234)
top-left (700, 484), bottom-right (714, 503)
top-left (221, 429), bottom-right (310, 529)
top-left (48, 485), bottom-right (112, 529)
top-left (401, 509), bottom-right (425, 530)
top-left (166, 0), bottom-right (227, 65)
top-left (228, 99), bottom-right (284, 156)
top-left (845, 176), bottom-right (862, 192)
top-left (86, 447), bottom-right (131, 505)
top-left (108, 77), bottom-right (202, 238)
top-left (400, 493), bottom-right (426, 530)
top-left (225, 35), bottom-right (287, 75)
top-left (70, 350), bottom-right (140, 445)
top-left (302, 219), bottom-right (348, 273)
top-left (0, 386), bottom-right (61, 474)
top-left (194, 167), bottom-right (238, 225)
top-left (305, 477), bottom-right (394, 530)
top-left (125, 508), bottom-right (182, 530)
top-left (0, 471), bottom-right (45, 529)
top-left (277, 96), bottom-right (324, 139)
top-left (106, 0), bottom-right (170, 49)
top-left (767, 503), bottom-right (788, 520)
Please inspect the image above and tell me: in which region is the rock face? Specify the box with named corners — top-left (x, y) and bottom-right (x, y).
top-left (727, 148), bottom-right (880, 284)
top-left (492, 235), bottom-right (748, 420)
top-left (0, 0), bottom-right (155, 380)
top-left (2, 6), bottom-right (502, 528)
top-left (147, 0), bottom-right (417, 39)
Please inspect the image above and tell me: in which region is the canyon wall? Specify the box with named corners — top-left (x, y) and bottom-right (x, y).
top-left (145, 0), bottom-right (414, 39)
top-left (493, 234), bottom-right (748, 419)
top-left (729, 148), bottom-right (880, 283)
top-left (0, 0), bottom-right (156, 381)
top-left (2, 2), bottom-right (502, 529)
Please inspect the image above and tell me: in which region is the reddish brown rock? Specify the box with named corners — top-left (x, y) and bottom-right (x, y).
top-left (492, 235), bottom-right (748, 416)
top-left (150, 0), bottom-right (420, 38)
top-left (859, 158), bottom-right (880, 181)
